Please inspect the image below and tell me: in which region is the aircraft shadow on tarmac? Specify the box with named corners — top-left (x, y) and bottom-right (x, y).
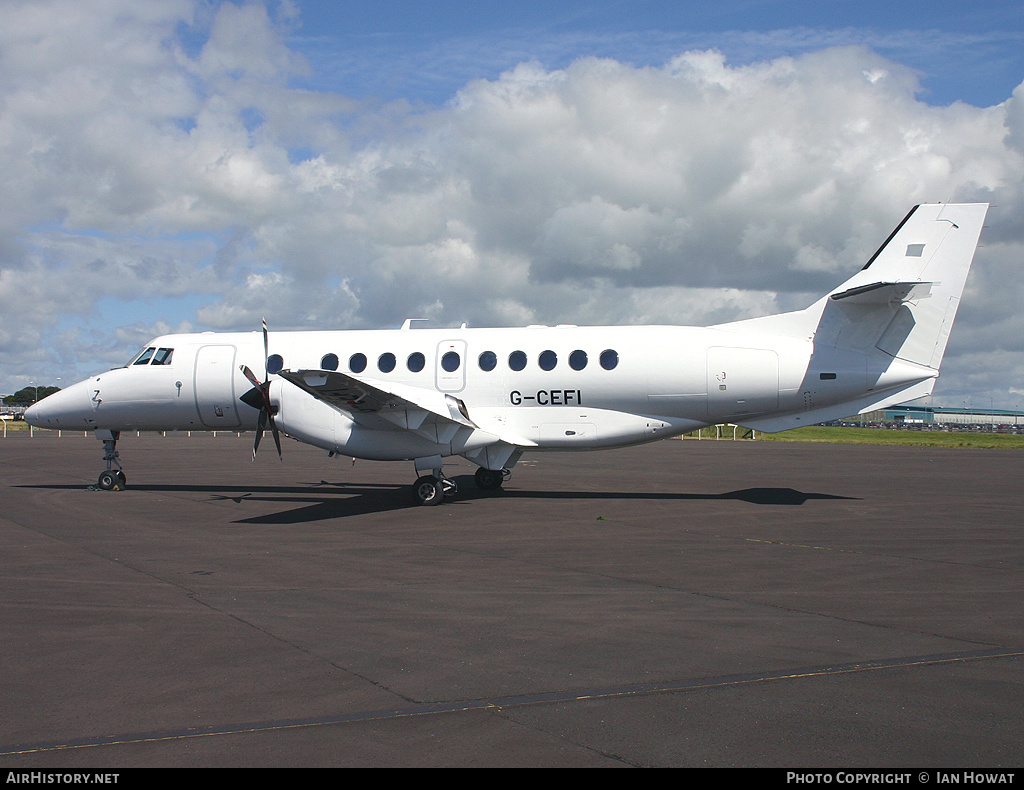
top-left (22, 477), bottom-right (858, 524)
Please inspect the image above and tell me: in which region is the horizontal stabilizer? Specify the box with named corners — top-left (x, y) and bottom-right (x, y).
top-left (830, 281), bottom-right (933, 304)
top-left (829, 203), bottom-right (986, 305)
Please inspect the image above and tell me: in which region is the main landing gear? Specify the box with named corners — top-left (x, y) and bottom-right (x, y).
top-left (474, 466), bottom-right (511, 491)
top-left (413, 474), bottom-right (456, 506)
top-left (95, 429), bottom-right (126, 491)
top-left (410, 455), bottom-right (512, 506)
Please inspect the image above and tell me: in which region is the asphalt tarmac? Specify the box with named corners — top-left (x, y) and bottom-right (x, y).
top-left (1, 431), bottom-right (1021, 768)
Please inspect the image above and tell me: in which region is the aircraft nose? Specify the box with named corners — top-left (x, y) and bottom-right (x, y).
top-left (23, 398), bottom-right (51, 426)
top-left (23, 401), bottom-right (41, 426)
top-left (24, 380), bottom-right (95, 428)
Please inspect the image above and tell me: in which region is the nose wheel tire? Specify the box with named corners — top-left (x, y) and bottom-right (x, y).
top-left (97, 470), bottom-right (125, 491)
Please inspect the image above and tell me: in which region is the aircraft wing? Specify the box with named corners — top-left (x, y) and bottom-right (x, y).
top-left (275, 369), bottom-right (533, 449)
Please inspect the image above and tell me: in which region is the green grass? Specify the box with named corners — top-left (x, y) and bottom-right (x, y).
top-left (8, 418), bottom-right (1024, 449)
top-left (755, 425), bottom-right (1024, 449)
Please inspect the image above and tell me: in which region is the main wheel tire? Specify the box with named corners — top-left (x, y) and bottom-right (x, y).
top-left (474, 467), bottom-right (504, 491)
top-left (413, 475), bottom-right (444, 506)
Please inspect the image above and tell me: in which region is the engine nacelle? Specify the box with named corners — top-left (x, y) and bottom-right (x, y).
top-left (272, 380), bottom-right (487, 461)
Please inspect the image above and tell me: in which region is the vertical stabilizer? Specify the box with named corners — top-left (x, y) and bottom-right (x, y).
top-left (822, 202), bottom-right (988, 369)
top-left (717, 203), bottom-right (987, 369)
top-left (720, 203), bottom-right (988, 432)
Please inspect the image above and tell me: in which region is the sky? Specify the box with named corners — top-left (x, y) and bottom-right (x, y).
top-left (2, 0), bottom-right (1024, 409)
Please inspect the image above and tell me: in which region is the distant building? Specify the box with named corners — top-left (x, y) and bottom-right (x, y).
top-left (858, 405), bottom-right (1024, 427)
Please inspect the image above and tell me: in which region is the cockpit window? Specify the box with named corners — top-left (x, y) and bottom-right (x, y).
top-left (128, 348), bottom-right (174, 366)
top-left (132, 347), bottom-right (155, 366)
top-left (151, 348), bottom-right (174, 365)
top-left (128, 346), bottom-right (174, 366)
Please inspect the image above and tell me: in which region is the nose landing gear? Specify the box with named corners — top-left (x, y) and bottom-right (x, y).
top-left (95, 430), bottom-right (126, 490)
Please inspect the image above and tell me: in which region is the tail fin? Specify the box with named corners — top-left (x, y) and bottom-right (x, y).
top-left (819, 202), bottom-right (988, 368)
top-left (719, 203), bottom-right (988, 370)
top-left (718, 203), bottom-right (988, 432)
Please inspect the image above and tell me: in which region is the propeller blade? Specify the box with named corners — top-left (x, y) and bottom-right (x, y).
top-left (268, 411), bottom-right (282, 459)
top-left (241, 321), bottom-right (283, 461)
top-left (253, 408), bottom-right (267, 459)
top-left (262, 317), bottom-right (269, 378)
top-left (241, 365), bottom-right (261, 388)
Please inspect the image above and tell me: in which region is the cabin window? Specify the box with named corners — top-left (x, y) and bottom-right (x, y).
top-left (569, 350), bottom-right (588, 370)
top-left (267, 354), bottom-right (284, 374)
top-left (132, 347), bottom-right (155, 366)
top-left (539, 350), bottom-right (557, 371)
top-left (321, 353), bottom-right (339, 371)
top-left (479, 351), bottom-right (497, 371)
top-left (509, 350), bottom-right (527, 371)
top-left (349, 353), bottom-right (367, 373)
top-left (378, 352), bottom-right (396, 373)
top-left (407, 352), bottom-right (425, 372)
top-left (819, 372), bottom-right (837, 380)
top-left (441, 351), bottom-right (461, 372)
top-left (600, 349), bottom-right (619, 370)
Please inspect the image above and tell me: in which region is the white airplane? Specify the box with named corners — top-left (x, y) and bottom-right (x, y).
top-left (26, 203), bottom-right (988, 505)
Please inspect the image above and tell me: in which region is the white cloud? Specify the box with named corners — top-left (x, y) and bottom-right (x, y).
top-left (2, 1), bottom-right (1024, 409)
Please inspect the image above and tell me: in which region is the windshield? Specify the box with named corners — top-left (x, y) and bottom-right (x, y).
top-left (127, 346), bottom-right (174, 366)
top-left (130, 347), bottom-right (155, 366)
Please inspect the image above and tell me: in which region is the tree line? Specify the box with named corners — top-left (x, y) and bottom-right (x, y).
top-left (2, 386), bottom-right (61, 406)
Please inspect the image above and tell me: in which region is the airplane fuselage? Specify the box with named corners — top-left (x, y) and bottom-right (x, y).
top-left (28, 322), bottom-right (919, 455)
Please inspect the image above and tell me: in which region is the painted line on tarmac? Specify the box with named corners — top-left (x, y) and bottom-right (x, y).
top-left (3, 646), bottom-right (1020, 756)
